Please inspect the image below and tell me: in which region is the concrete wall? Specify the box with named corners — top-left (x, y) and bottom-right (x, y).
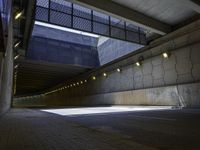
top-left (14, 19), bottom-right (200, 108)
top-left (32, 24), bottom-right (98, 47)
top-left (28, 36), bottom-right (100, 67)
top-left (13, 82), bottom-right (200, 108)
top-left (97, 37), bottom-right (143, 65)
top-left (27, 24), bottom-right (100, 67)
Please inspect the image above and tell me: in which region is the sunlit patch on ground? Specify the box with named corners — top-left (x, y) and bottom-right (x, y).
top-left (41, 106), bottom-right (172, 116)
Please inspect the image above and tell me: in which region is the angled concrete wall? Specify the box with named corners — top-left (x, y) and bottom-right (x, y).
top-left (97, 37), bottom-right (143, 65)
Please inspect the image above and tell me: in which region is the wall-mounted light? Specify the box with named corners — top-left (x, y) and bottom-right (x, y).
top-left (85, 80), bottom-right (87, 83)
top-left (70, 84), bottom-right (73, 87)
top-left (14, 64), bottom-right (19, 69)
top-left (162, 52), bottom-right (170, 58)
top-left (14, 41), bottom-right (21, 48)
top-left (103, 72), bottom-right (107, 77)
top-left (138, 56), bottom-right (144, 62)
top-left (15, 10), bottom-right (23, 20)
top-left (80, 81), bottom-right (83, 84)
top-left (92, 76), bottom-right (96, 80)
top-left (117, 68), bottom-right (121, 72)
top-left (14, 54), bottom-right (20, 60)
top-left (73, 83), bottom-right (76, 86)
top-left (77, 82), bottom-right (79, 85)
top-left (135, 61), bottom-right (141, 67)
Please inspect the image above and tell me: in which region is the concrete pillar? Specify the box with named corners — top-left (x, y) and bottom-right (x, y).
top-left (0, 14), bottom-right (14, 114)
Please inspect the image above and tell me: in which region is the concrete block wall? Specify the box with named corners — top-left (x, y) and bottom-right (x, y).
top-left (14, 20), bottom-right (200, 108)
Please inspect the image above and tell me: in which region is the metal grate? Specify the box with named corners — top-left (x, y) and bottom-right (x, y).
top-left (50, 0), bottom-right (72, 14)
top-left (93, 22), bottom-right (109, 36)
top-left (37, 0), bottom-right (49, 8)
top-left (50, 10), bottom-right (71, 27)
top-left (73, 17), bottom-right (92, 32)
top-left (35, 0), bottom-right (147, 45)
top-left (36, 6), bottom-right (48, 22)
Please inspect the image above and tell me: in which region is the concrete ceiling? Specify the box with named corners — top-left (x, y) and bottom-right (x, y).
top-left (15, 60), bottom-right (91, 96)
top-left (112, 0), bottom-right (197, 25)
top-left (72, 0), bottom-right (199, 35)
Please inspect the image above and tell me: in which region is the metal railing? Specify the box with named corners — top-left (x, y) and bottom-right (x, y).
top-left (35, 0), bottom-right (146, 45)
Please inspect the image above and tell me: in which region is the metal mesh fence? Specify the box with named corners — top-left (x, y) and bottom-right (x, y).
top-left (35, 0), bottom-right (146, 45)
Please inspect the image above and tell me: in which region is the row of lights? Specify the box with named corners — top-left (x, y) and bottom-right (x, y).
top-left (13, 10), bottom-right (23, 94)
top-left (13, 10), bottom-right (24, 50)
top-left (43, 52), bottom-right (170, 95)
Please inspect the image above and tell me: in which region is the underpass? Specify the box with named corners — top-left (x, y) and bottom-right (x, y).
top-left (0, 0), bottom-right (200, 149)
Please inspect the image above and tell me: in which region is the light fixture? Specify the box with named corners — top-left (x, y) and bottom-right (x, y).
top-left (117, 68), bottom-right (121, 72)
top-left (73, 83), bottom-right (76, 86)
top-left (77, 82), bottom-right (79, 85)
top-left (14, 41), bottom-right (21, 48)
top-left (103, 72), bottom-right (107, 77)
top-left (135, 56), bottom-right (144, 67)
top-left (14, 55), bottom-right (19, 60)
top-left (80, 81), bottom-right (83, 84)
top-left (14, 64), bottom-right (19, 69)
top-left (135, 62), bottom-right (141, 67)
top-left (15, 10), bottom-right (23, 20)
top-left (70, 84), bottom-right (73, 87)
top-left (92, 76), bottom-right (96, 80)
top-left (162, 52), bottom-right (170, 58)
top-left (14, 54), bottom-right (20, 60)
top-left (84, 80), bottom-right (87, 83)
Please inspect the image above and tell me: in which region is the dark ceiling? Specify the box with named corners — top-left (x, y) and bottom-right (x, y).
top-left (15, 60), bottom-right (91, 96)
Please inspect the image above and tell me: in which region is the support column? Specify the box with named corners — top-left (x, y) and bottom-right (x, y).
top-left (0, 14), bottom-right (14, 114)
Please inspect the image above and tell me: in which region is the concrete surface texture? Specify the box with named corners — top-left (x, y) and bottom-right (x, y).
top-left (112, 0), bottom-right (196, 25)
top-left (28, 36), bottom-right (99, 67)
top-left (13, 82), bottom-right (200, 108)
top-left (14, 19), bottom-right (200, 108)
top-left (0, 17), bottom-right (13, 114)
top-left (0, 108), bottom-right (200, 150)
top-left (28, 25), bottom-right (100, 68)
top-left (97, 37), bottom-right (144, 65)
top-left (32, 24), bottom-right (98, 47)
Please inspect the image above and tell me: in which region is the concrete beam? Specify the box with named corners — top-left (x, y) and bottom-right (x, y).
top-left (0, 14), bottom-right (5, 52)
top-left (180, 0), bottom-right (200, 13)
top-left (22, 0), bottom-right (36, 51)
top-left (70, 0), bottom-right (172, 35)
